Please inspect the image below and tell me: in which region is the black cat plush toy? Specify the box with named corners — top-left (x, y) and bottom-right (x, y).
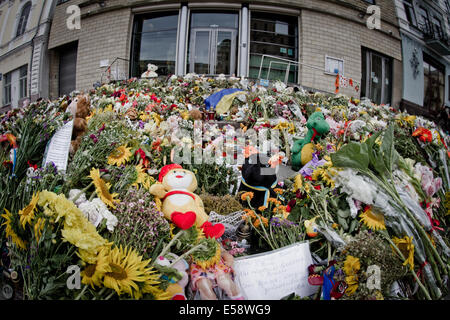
top-left (238, 153), bottom-right (278, 208)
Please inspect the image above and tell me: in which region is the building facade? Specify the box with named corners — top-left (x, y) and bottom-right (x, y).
top-left (0, 0), bottom-right (56, 111)
top-left (395, 0), bottom-right (450, 117)
top-left (44, 0), bottom-right (403, 107)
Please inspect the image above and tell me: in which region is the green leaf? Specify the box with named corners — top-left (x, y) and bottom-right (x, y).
top-left (331, 142), bottom-right (369, 171)
top-left (364, 131), bottom-right (388, 176)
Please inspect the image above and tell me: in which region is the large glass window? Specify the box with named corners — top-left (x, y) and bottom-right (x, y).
top-left (187, 11), bottom-right (239, 75)
top-left (3, 72), bottom-right (11, 106)
top-left (249, 12), bottom-right (298, 83)
top-left (131, 13), bottom-right (179, 77)
top-left (423, 54), bottom-right (445, 115)
top-left (19, 65), bottom-right (27, 99)
top-left (361, 48), bottom-right (392, 105)
top-left (16, 2), bottom-right (31, 37)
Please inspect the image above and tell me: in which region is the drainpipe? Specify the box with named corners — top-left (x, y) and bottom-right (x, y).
top-left (28, 0), bottom-right (48, 102)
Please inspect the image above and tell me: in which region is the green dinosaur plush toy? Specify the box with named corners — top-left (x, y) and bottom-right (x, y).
top-left (291, 111), bottom-right (330, 171)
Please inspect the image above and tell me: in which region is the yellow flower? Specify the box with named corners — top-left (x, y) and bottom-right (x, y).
top-left (240, 192), bottom-right (254, 202)
top-left (81, 247), bottom-right (111, 289)
top-left (107, 145), bottom-right (132, 166)
top-left (1, 209), bottom-right (27, 250)
top-left (132, 164), bottom-right (154, 190)
top-left (19, 193), bottom-right (39, 228)
top-left (89, 168), bottom-right (120, 209)
top-left (391, 236), bottom-right (415, 270)
top-left (33, 217), bottom-right (45, 243)
top-left (343, 255), bottom-right (361, 296)
top-left (293, 174), bottom-right (303, 192)
top-left (360, 206), bottom-right (386, 231)
top-left (103, 245), bottom-right (158, 298)
top-left (343, 255), bottom-right (361, 276)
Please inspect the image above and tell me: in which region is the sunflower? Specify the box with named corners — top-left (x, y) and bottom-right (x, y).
top-left (81, 247), bottom-right (111, 289)
top-left (359, 206), bottom-right (386, 231)
top-left (343, 255), bottom-right (361, 296)
top-left (107, 145), bottom-right (132, 166)
top-left (391, 236), bottom-right (415, 270)
top-left (33, 217), bottom-right (45, 243)
top-left (19, 193), bottom-right (39, 228)
top-left (103, 245), bottom-right (153, 298)
top-left (240, 192), bottom-right (254, 202)
top-left (89, 168), bottom-right (120, 209)
top-left (1, 209), bottom-right (27, 250)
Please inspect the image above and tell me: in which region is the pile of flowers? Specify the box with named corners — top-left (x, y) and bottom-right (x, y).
top-left (0, 74), bottom-right (449, 300)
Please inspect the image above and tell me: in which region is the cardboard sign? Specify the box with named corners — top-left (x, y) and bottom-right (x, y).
top-left (233, 242), bottom-right (316, 300)
top-left (42, 119), bottom-right (74, 172)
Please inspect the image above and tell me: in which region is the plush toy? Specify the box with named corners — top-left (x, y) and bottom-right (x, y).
top-left (189, 239), bottom-right (244, 300)
top-left (68, 94), bottom-right (91, 155)
top-left (291, 112), bottom-right (330, 171)
top-left (154, 253), bottom-right (189, 300)
top-left (238, 154), bottom-right (278, 208)
top-left (149, 164), bottom-right (225, 239)
top-left (141, 63), bottom-right (158, 79)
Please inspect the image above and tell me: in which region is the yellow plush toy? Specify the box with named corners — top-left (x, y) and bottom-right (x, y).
top-left (150, 164), bottom-right (225, 239)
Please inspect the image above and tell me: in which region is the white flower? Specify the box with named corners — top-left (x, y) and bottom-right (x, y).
top-left (68, 189), bottom-right (87, 206)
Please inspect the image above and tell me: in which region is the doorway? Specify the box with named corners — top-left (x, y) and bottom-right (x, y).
top-left (187, 12), bottom-right (238, 75)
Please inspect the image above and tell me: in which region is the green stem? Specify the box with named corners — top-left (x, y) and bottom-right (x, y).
top-left (105, 290), bottom-right (116, 300)
top-left (75, 284), bottom-right (88, 300)
top-left (169, 243), bottom-right (207, 268)
top-left (72, 181), bottom-right (94, 203)
top-left (149, 229), bottom-right (186, 268)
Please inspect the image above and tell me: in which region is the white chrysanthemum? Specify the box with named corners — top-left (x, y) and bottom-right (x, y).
top-left (68, 189), bottom-right (87, 206)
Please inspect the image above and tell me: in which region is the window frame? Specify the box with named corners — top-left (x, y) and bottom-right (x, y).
top-left (16, 1), bottom-right (31, 38)
top-left (130, 11), bottom-right (180, 78)
top-left (3, 71), bottom-right (11, 106)
top-left (403, 0), bottom-right (418, 27)
top-left (19, 65), bottom-right (28, 100)
top-left (361, 48), bottom-right (393, 105)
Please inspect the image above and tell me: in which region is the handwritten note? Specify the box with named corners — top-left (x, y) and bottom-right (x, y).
top-left (43, 120), bottom-right (73, 172)
top-left (233, 242), bottom-right (316, 300)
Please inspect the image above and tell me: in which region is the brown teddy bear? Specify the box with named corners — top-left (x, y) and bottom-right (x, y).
top-left (68, 94), bottom-right (91, 155)
top-left (149, 164), bottom-right (225, 239)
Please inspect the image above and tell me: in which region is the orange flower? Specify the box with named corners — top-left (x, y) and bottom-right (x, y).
top-left (243, 145), bottom-right (258, 158)
top-left (242, 209), bottom-right (256, 220)
top-left (412, 127), bottom-right (432, 143)
top-left (268, 198), bottom-right (281, 205)
top-left (273, 188), bottom-right (284, 195)
top-left (253, 215), bottom-right (268, 228)
top-left (241, 192), bottom-right (254, 201)
top-left (273, 205), bottom-right (287, 213)
top-left (258, 206), bottom-right (267, 212)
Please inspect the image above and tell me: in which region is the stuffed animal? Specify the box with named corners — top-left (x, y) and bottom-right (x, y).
top-left (291, 111), bottom-right (330, 171)
top-left (141, 63), bottom-right (158, 79)
top-left (238, 154), bottom-right (278, 208)
top-left (154, 253), bottom-right (189, 300)
top-left (68, 94), bottom-right (91, 155)
top-left (149, 164), bottom-right (225, 239)
top-left (189, 240), bottom-right (244, 300)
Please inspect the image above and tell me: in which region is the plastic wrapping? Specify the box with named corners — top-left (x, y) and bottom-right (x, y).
top-left (316, 224), bottom-right (347, 249)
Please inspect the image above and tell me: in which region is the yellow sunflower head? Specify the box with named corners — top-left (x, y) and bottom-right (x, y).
top-left (19, 192), bottom-right (39, 229)
top-left (391, 236), bottom-right (415, 270)
top-left (103, 245), bottom-right (154, 298)
top-left (1, 209), bottom-right (27, 250)
top-left (343, 255), bottom-right (361, 276)
top-left (81, 247), bottom-right (111, 289)
top-left (107, 145), bottom-right (132, 166)
top-left (360, 206), bottom-right (386, 231)
top-left (89, 168), bottom-right (120, 209)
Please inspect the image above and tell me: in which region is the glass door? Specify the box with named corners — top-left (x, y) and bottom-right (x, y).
top-left (189, 28), bottom-right (236, 75)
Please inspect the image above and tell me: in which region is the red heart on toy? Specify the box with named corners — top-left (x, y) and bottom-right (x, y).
top-left (201, 222), bottom-right (225, 239)
top-left (171, 211), bottom-right (196, 230)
